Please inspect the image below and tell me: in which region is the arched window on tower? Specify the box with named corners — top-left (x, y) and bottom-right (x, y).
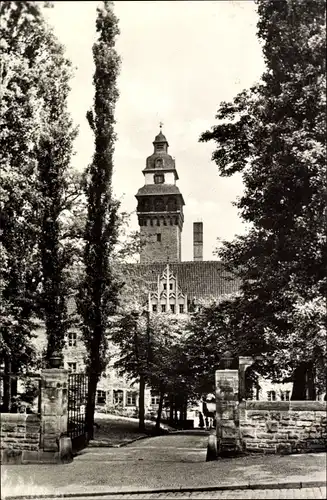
top-left (155, 158), bottom-right (164, 168)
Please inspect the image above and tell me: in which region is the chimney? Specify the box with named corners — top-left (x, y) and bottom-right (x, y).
top-left (193, 222), bottom-right (203, 261)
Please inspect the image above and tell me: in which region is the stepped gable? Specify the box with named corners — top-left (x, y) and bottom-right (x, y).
top-left (123, 261), bottom-right (240, 299)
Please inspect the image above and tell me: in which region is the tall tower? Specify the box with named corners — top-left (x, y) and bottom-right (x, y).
top-left (136, 128), bottom-right (185, 263)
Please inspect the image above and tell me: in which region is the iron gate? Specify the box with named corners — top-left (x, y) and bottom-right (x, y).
top-left (67, 373), bottom-right (89, 453)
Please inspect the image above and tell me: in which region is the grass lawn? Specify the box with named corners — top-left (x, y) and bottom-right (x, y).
top-left (92, 413), bottom-right (170, 446)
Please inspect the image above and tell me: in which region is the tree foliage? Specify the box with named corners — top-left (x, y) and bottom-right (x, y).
top-left (77, 1), bottom-right (121, 437)
top-left (200, 0), bottom-right (326, 397)
top-left (111, 308), bottom-right (193, 430)
top-left (0, 1), bottom-right (80, 369)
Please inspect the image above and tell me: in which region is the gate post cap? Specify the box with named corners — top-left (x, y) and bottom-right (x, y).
top-left (49, 352), bottom-right (64, 368)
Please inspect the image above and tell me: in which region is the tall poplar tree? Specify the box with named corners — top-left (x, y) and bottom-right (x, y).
top-left (36, 31), bottom-right (78, 361)
top-left (77, 1), bottom-right (121, 438)
top-left (200, 0), bottom-right (326, 398)
top-left (1, 1), bottom-right (80, 374)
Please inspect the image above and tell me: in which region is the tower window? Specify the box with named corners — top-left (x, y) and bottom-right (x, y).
top-left (169, 283), bottom-right (173, 290)
top-left (163, 284), bottom-right (167, 290)
top-left (154, 198), bottom-right (165, 211)
top-left (157, 233), bottom-right (161, 242)
top-left (168, 198), bottom-right (177, 211)
top-left (155, 145), bottom-right (164, 153)
top-left (154, 174), bottom-right (164, 184)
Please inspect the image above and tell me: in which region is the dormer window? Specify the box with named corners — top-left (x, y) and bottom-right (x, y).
top-left (154, 173), bottom-right (164, 184)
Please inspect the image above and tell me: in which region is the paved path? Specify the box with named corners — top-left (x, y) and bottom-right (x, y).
top-left (2, 434), bottom-right (326, 498)
top-left (43, 486), bottom-right (327, 499)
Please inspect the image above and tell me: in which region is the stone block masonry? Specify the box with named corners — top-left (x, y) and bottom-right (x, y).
top-left (239, 400), bottom-right (327, 454)
top-left (0, 368), bottom-right (72, 464)
top-left (0, 413), bottom-right (40, 464)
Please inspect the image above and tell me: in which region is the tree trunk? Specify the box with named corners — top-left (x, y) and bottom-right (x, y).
top-left (138, 375), bottom-right (145, 431)
top-left (2, 359), bottom-right (11, 412)
top-left (291, 361), bottom-right (316, 400)
top-left (155, 389), bottom-right (165, 433)
top-left (169, 394), bottom-right (174, 424)
top-left (86, 371), bottom-right (98, 440)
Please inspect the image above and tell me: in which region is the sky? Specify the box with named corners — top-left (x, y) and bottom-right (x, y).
top-left (45, 1), bottom-right (265, 261)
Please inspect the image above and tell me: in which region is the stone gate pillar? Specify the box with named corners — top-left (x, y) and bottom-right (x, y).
top-left (215, 351), bottom-right (241, 456)
top-left (40, 366), bottom-right (71, 462)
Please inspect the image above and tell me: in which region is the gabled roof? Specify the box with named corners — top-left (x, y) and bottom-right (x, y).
top-left (122, 261), bottom-right (240, 299)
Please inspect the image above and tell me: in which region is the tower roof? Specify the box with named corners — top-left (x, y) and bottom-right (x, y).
top-left (153, 131), bottom-right (168, 145)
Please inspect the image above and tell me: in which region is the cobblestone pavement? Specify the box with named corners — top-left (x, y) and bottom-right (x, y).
top-left (45, 486), bottom-right (326, 499)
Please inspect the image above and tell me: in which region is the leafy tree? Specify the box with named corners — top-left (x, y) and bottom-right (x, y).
top-left (111, 306), bottom-right (192, 432)
top-left (36, 18), bottom-right (78, 362)
top-left (200, 0), bottom-right (326, 398)
top-left (0, 2), bottom-right (45, 375)
top-left (1, 1), bottom-right (81, 372)
top-left (111, 309), bottom-right (150, 431)
top-left (77, 1), bottom-right (121, 438)
top-left (144, 313), bottom-right (191, 431)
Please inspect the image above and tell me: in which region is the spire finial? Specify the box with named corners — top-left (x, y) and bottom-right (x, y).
top-left (159, 121), bottom-right (163, 131)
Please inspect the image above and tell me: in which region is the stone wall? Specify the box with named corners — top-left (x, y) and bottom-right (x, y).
top-left (239, 400), bottom-right (327, 454)
top-left (0, 413), bottom-right (40, 464)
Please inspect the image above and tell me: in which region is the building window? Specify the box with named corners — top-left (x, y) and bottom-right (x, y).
top-left (179, 304), bottom-right (184, 314)
top-left (267, 391), bottom-right (276, 401)
top-left (170, 304), bottom-right (175, 313)
top-left (68, 332), bottom-right (77, 347)
top-left (167, 198), bottom-right (177, 211)
top-left (152, 304), bottom-right (157, 313)
top-left (68, 362), bottom-right (77, 373)
top-left (169, 283), bottom-right (173, 290)
top-left (113, 389), bottom-right (124, 406)
top-left (154, 173), bottom-right (164, 184)
top-left (151, 393), bottom-right (160, 405)
top-left (143, 200), bottom-right (150, 211)
top-left (280, 390), bottom-right (290, 401)
top-left (126, 392), bottom-right (137, 406)
top-left (97, 390), bottom-right (106, 405)
top-left (163, 284), bottom-right (167, 290)
top-left (161, 305), bottom-right (166, 313)
top-left (154, 198), bottom-right (165, 211)
top-left (157, 233), bottom-right (161, 242)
